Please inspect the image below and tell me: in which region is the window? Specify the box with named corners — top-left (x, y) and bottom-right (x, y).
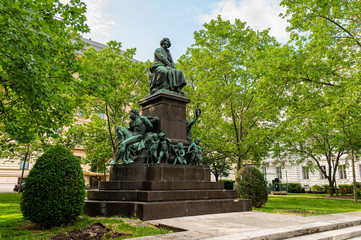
top-left (19, 155), bottom-right (30, 170)
top-left (319, 166), bottom-right (326, 179)
top-left (98, 113), bottom-right (105, 119)
top-left (339, 165), bottom-right (347, 179)
top-left (276, 167), bottom-right (282, 179)
top-left (302, 166), bottom-right (309, 179)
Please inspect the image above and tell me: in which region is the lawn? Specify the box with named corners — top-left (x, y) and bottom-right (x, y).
top-left (0, 193), bottom-right (172, 239)
top-left (255, 195), bottom-right (361, 216)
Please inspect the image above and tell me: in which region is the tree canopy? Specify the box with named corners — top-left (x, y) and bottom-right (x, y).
top-left (0, 0), bottom-right (89, 143)
top-left (178, 16), bottom-right (281, 173)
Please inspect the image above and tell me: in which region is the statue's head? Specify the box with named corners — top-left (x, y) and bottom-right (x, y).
top-left (194, 138), bottom-right (201, 144)
top-left (160, 38), bottom-right (171, 48)
top-left (177, 142), bottom-right (183, 148)
top-left (130, 109), bottom-right (139, 119)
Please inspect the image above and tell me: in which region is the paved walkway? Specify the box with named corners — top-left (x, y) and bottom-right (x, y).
top-left (0, 184), bottom-right (15, 193)
top-left (130, 211), bottom-right (361, 240)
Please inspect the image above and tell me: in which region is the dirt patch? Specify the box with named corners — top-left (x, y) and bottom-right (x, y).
top-left (51, 222), bottom-right (130, 240)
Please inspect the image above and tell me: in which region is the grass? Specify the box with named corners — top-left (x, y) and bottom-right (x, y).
top-left (254, 195), bottom-right (361, 216)
top-left (0, 193), bottom-right (172, 239)
top-left (286, 193), bottom-right (327, 197)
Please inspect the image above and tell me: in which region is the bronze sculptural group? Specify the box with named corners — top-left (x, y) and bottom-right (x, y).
top-left (109, 38), bottom-right (204, 166)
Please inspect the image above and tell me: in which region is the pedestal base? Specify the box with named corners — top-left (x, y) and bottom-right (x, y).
top-left (84, 164), bottom-right (252, 220)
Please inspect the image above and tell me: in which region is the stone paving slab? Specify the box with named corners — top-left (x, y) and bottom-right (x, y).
top-left (129, 211), bottom-right (361, 240)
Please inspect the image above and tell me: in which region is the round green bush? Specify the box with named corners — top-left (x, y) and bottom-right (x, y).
top-left (288, 182), bottom-right (303, 193)
top-left (236, 166), bottom-right (268, 208)
top-left (20, 144), bottom-right (85, 228)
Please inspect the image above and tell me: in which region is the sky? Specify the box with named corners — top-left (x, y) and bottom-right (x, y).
top-left (81, 0), bottom-right (290, 62)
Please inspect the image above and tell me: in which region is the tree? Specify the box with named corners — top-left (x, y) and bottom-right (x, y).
top-left (178, 16), bottom-right (280, 174)
top-left (202, 151), bottom-right (232, 182)
top-left (257, 1), bottom-right (361, 195)
top-left (62, 115), bottom-right (112, 176)
top-left (0, 126), bottom-right (53, 193)
top-left (0, 0), bottom-right (89, 144)
top-left (62, 41), bottom-right (150, 167)
top-left (272, 106), bottom-right (348, 196)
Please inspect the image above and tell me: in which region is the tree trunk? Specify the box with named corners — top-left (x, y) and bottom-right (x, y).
top-left (18, 152), bottom-right (29, 194)
top-left (351, 149), bottom-right (358, 203)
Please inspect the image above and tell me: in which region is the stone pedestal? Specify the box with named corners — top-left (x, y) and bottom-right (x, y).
top-left (84, 91), bottom-right (252, 221)
top-left (139, 92), bottom-right (190, 145)
top-left (84, 164), bottom-right (252, 220)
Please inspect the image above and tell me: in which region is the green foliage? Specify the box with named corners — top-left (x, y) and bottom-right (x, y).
top-left (236, 166), bottom-right (268, 208)
top-left (20, 145), bottom-right (85, 228)
top-left (178, 16), bottom-right (280, 172)
top-left (338, 185), bottom-right (353, 196)
top-left (202, 152), bottom-right (232, 182)
top-left (62, 115), bottom-right (112, 173)
top-left (219, 179), bottom-right (235, 190)
top-left (258, 1), bottom-right (361, 196)
top-left (0, 0), bottom-right (89, 143)
top-left (312, 185), bottom-right (325, 193)
top-left (63, 41), bottom-right (151, 165)
top-left (287, 183), bottom-right (303, 193)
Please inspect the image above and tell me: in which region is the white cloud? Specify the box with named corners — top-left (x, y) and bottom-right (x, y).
top-left (200, 0), bottom-right (290, 43)
top-left (82, 0), bottom-right (115, 42)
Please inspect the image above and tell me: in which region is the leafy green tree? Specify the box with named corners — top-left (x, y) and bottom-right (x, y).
top-left (257, 1), bottom-right (361, 196)
top-left (0, 0), bottom-right (89, 144)
top-left (202, 151), bottom-right (232, 182)
top-left (178, 16), bottom-right (280, 174)
top-left (62, 41), bottom-right (150, 167)
top-left (62, 115), bottom-right (112, 176)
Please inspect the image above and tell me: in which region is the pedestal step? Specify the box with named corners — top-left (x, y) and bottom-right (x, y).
top-left (87, 189), bottom-right (238, 202)
top-left (99, 181), bottom-right (224, 190)
top-left (84, 198), bottom-right (252, 221)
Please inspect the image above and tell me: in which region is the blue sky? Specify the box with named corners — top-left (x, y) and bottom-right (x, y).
top-left (82, 0), bottom-right (289, 62)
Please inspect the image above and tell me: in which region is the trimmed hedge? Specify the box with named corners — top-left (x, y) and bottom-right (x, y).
top-left (236, 166), bottom-right (268, 208)
top-left (20, 145), bottom-right (85, 228)
top-left (311, 184), bottom-right (325, 193)
top-left (287, 182), bottom-right (303, 193)
top-left (338, 184), bottom-right (353, 196)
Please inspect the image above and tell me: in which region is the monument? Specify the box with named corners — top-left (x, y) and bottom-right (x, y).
top-left (84, 38), bottom-right (252, 220)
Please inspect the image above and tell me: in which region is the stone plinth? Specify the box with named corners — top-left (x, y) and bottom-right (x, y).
top-left (139, 92), bottom-right (190, 145)
top-left (84, 164), bottom-right (252, 220)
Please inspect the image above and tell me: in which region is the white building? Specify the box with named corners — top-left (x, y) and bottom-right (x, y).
top-left (263, 156), bottom-right (361, 189)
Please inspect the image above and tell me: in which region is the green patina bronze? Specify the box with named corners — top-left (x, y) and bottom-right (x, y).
top-left (157, 132), bottom-right (171, 163)
top-left (188, 138), bottom-right (205, 166)
top-left (172, 142), bottom-right (186, 165)
top-left (149, 38), bottom-right (186, 96)
top-left (186, 108), bottom-right (201, 143)
top-left (109, 109), bottom-right (154, 165)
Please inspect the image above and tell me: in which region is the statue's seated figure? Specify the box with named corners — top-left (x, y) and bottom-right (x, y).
top-left (109, 109), bottom-right (153, 165)
top-left (149, 37), bottom-right (186, 96)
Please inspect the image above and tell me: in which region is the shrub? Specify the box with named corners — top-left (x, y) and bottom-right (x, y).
top-left (323, 184), bottom-right (333, 195)
top-left (287, 183), bottom-right (303, 193)
top-left (311, 184), bottom-right (325, 193)
top-left (338, 185), bottom-right (353, 196)
top-left (20, 144), bottom-right (85, 228)
top-left (219, 179), bottom-right (235, 190)
top-left (236, 166), bottom-right (268, 208)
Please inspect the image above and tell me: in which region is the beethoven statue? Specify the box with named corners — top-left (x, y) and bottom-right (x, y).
top-left (149, 37), bottom-right (186, 95)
